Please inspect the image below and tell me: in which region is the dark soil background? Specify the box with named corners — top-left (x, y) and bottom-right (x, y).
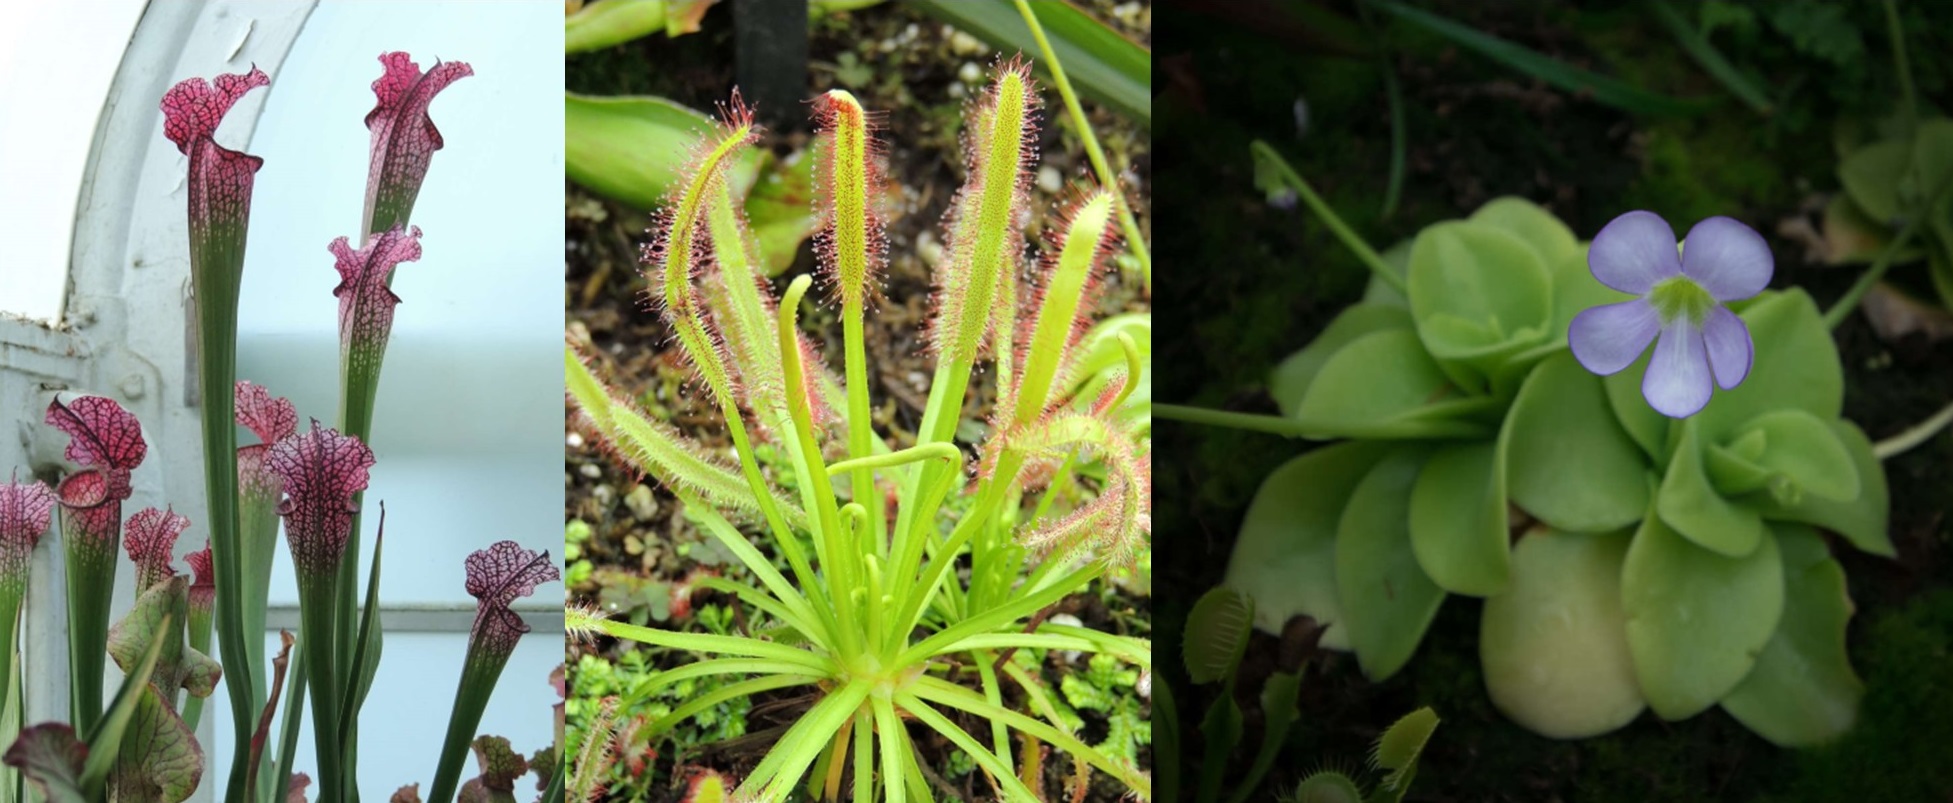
top-left (565, 2), bottom-right (1151, 800)
top-left (1156, 1), bottom-right (1953, 800)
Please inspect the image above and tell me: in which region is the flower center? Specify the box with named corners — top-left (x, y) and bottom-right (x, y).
top-left (1646, 276), bottom-right (1715, 326)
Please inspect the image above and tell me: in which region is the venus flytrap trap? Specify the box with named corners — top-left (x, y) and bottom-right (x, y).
top-left (568, 60), bottom-right (1151, 801)
top-left (1162, 141), bottom-right (1895, 750)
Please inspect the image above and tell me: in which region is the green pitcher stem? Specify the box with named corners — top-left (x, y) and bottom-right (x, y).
top-left (427, 640), bottom-right (512, 803)
top-left (297, 569), bottom-right (343, 803)
top-left (62, 533), bottom-right (116, 733)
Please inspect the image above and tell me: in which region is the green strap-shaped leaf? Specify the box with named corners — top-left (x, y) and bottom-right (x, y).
top-left (1182, 587), bottom-right (1253, 685)
top-left (1407, 441), bottom-right (1509, 596)
top-left (1657, 417), bottom-right (1767, 557)
top-left (909, 0), bottom-right (1150, 125)
top-left (1223, 442), bottom-right (1395, 648)
top-left (1370, 0), bottom-right (1712, 117)
top-left (1623, 512), bottom-right (1783, 720)
top-left (1720, 525), bottom-right (1864, 746)
top-left (1504, 352), bottom-right (1651, 533)
top-left (1481, 528), bottom-right (1644, 739)
top-left (1337, 446), bottom-right (1446, 681)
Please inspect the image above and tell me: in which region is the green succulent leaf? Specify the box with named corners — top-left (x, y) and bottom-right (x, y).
top-left (1692, 290), bottom-right (1842, 442)
top-left (1223, 442), bottom-right (1395, 647)
top-left (1603, 351), bottom-right (1672, 463)
top-left (1720, 525), bottom-right (1863, 747)
top-left (1269, 304), bottom-right (1412, 418)
top-left (1183, 587), bottom-right (1253, 685)
top-left (1337, 446), bottom-right (1446, 680)
top-left (1407, 441), bottom-right (1509, 596)
top-left (1359, 240), bottom-right (1413, 309)
top-left (1747, 420), bottom-right (1894, 557)
top-left (1709, 409), bottom-right (1860, 504)
top-left (1623, 511), bottom-right (1784, 720)
top-left (1658, 417), bottom-right (1767, 557)
top-left (1467, 197), bottom-right (1578, 265)
top-left (1407, 221), bottom-right (1554, 393)
top-left (1295, 329), bottom-right (1455, 437)
top-left (1503, 352), bottom-right (1651, 533)
top-left (1481, 528), bottom-right (1643, 739)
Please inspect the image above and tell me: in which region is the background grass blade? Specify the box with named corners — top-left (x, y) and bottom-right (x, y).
top-left (910, 0), bottom-right (1150, 126)
top-left (1644, 0), bottom-right (1773, 115)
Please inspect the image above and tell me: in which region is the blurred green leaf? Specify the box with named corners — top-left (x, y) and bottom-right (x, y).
top-left (1721, 525), bottom-right (1864, 746)
top-left (1371, 0), bottom-right (1711, 117)
top-left (565, 0), bottom-right (716, 53)
top-left (1337, 446), bottom-right (1445, 681)
top-left (1482, 529), bottom-right (1644, 739)
top-left (910, 0), bottom-right (1150, 125)
top-left (1504, 353), bottom-right (1650, 533)
top-left (1623, 511), bottom-right (1783, 720)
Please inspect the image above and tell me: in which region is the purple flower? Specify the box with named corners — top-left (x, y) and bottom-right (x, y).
top-left (1568, 211), bottom-right (1773, 418)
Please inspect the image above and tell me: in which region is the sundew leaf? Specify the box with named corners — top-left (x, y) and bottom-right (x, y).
top-left (1337, 446), bottom-right (1445, 681)
top-left (1407, 441), bottom-right (1509, 596)
top-left (1623, 511), bottom-right (1784, 720)
top-left (1481, 528), bottom-right (1644, 739)
top-left (1222, 441), bottom-right (1394, 647)
top-left (1182, 587), bottom-right (1252, 685)
top-left (1747, 420), bottom-right (1893, 556)
top-left (1720, 524), bottom-right (1864, 746)
top-left (1504, 352), bottom-right (1650, 533)
top-left (1269, 304), bottom-right (1412, 419)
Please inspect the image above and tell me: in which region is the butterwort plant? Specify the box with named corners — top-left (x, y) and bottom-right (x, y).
top-left (0, 53), bottom-right (559, 803)
top-left (567, 59), bottom-right (1151, 801)
top-left (1166, 141), bottom-right (1892, 750)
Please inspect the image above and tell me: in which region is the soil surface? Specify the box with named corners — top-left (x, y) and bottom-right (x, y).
top-left (565, 2), bottom-right (1151, 800)
top-left (1158, 1), bottom-right (1953, 800)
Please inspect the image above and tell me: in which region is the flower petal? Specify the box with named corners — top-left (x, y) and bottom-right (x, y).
top-left (1644, 318), bottom-right (1713, 418)
top-left (1681, 216), bottom-right (1773, 301)
top-left (1589, 210), bottom-right (1681, 294)
top-left (1702, 306), bottom-right (1753, 390)
top-left (1569, 299), bottom-right (1661, 376)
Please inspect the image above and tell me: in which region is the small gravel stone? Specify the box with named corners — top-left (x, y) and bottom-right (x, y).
top-left (625, 484), bottom-right (660, 522)
top-left (566, 431), bottom-right (585, 449)
top-left (591, 483), bottom-right (615, 508)
top-left (1048, 613), bottom-right (1086, 662)
top-left (948, 30), bottom-right (986, 56)
top-left (578, 463), bottom-right (603, 479)
top-left (1037, 165), bottom-right (1063, 194)
top-left (957, 61), bottom-right (983, 85)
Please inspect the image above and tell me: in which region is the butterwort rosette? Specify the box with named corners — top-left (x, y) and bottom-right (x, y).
top-left (1569, 212), bottom-right (1772, 418)
top-left (363, 52), bottom-right (472, 237)
top-left (45, 395), bottom-right (148, 731)
top-left (428, 541), bottom-right (558, 803)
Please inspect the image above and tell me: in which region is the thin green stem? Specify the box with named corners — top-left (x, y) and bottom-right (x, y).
top-left (1250, 140), bottom-right (1407, 294)
top-left (843, 300), bottom-right (888, 556)
top-left (1824, 195), bottom-right (1944, 330)
top-left (1873, 397), bottom-right (1953, 459)
top-left (1886, 0), bottom-right (1917, 137)
top-left (1013, 0), bottom-right (1151, 293)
